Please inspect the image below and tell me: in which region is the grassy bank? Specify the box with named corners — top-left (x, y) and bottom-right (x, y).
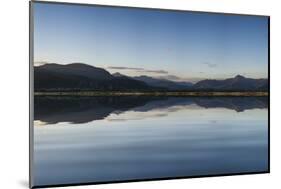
top-left (34, 91), bottom-right (268, 97)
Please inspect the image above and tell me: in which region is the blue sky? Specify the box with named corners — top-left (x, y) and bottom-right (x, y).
top-left (33, 2), bottom-right (268, 82)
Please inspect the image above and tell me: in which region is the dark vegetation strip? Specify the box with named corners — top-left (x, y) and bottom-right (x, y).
top-left (34, 91), bottom-right (268, 97)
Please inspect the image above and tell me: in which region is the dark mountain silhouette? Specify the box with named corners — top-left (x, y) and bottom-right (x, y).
top-left (193, 75), bottom-right (268, 91)
top-left (112, 72), bottom-right (127, 77)
top-left (112, 73), bottom-right (193, 90)
top-left (34, 63), bottom-right (161, 91)
top-left (37, 63), bottom-right (113, 80)
top-left (34, 63), bottom-right (268, 92)
top-left (134, 75), bottom-right (193, 90)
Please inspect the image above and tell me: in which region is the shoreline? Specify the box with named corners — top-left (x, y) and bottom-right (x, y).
top-left (34, 91), bottom-right (268, 97)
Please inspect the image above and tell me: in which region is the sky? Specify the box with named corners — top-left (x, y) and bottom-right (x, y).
top-left (33, 2), bottom-right (269, 82)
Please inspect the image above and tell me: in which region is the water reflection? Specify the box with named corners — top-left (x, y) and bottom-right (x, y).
top-left (33, 96), bottom-right (268, 186)
top-left (34, 96), bottom-right (268, 124)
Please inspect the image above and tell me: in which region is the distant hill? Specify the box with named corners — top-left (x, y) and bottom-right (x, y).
top-left (34, 63), bottom-right (160, 91)
top-left (133, 75), bottom-right (193, 90)
top-left (34, 63), bottom-right (268, 92)
top-left (37, 63), bottom-right (113, 80)
top-left (193, 75), bottom-right (268, 91)
top-left (112, 72), bottom-right (127, 78)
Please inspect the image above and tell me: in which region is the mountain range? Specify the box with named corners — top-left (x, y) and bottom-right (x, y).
top-left (194, 75), bottom-right (268, 91)
top-left (34, 63), bottom-right (162, 91)
top-left (34, 63), bottom-right (268, 92)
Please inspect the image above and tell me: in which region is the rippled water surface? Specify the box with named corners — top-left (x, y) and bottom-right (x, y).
top-left (33, 96), bottom-right (268, 186)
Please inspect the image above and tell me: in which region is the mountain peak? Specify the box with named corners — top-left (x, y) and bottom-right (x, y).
top-left (39, 63), bottom-right (95, 69)
top-left (67, 62), bottom-right (97, 68)
top-left (234, 75), bottom-right (245, 79)
top-left (113, 72), bottom-right (125, 77)
top-left (40, 63), bottom-right (59, 67)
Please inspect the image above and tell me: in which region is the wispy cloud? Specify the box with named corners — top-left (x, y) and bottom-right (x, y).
top-left (107, 66), bottom-right (144, 71)
top-left (108, 66), bottom-right (168, 74)
top-left (139, 70), bottom-right (168, 74)
top-left (157, 75), bottom-right (204, 83)
top-left (203, 62), bottom-right (217, 68)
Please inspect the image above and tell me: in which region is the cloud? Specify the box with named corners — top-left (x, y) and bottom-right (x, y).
top-left (157, 75), bottom-right (204, 83)
top-left (203, 62), bottom-right (217, 68)
top-left (108, 66), bottom-right (168, 74)
top-left (139, 69), bottom-right (168, 74)
top-left (157, 75), bottom-right (206, 83)
top-left (107, 66), bottom-right (144, 71)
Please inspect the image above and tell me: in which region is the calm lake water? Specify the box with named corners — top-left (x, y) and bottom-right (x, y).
top-left (33, 96), bottom-right (268, 186)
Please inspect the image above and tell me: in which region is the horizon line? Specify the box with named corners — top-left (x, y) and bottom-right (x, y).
top-left (33, 61), bottom-right (268, 82)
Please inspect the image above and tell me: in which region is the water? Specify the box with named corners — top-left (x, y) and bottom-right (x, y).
top-left (33, 96), bottom-right (268, 186)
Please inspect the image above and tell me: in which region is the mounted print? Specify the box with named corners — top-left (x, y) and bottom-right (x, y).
top-left (30, 1), bottom-right (270, 188)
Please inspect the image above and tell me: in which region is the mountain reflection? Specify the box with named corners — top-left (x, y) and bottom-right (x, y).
top-left (34, 96), bottom-right (268, 124)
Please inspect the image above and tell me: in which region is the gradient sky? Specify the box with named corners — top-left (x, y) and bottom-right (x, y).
top-left (33, 2), bottom-right (268, 82)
